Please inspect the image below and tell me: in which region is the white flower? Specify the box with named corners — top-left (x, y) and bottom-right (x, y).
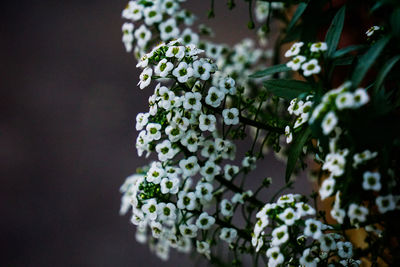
top-left (147, 161), bottom-right (165, 184)
top-left (181, 28), bottom-right (199, 45)
top-left (284, 125), bottom-right (293, 144)
top-left (143, 6), bottom-right (162, 26)
top-left (134, 25), bottom-right (152, 47)
top-left (219, 77), bottom-right (236, 95)
top-left (362, 171), bottom-right (381, 191)
top-left (376, 194), bottom-right (396, 213)
top-left (304, 218), bottom-right (323, 239)
top-left (141, 198), bottom-right (158, 221)
top-left (180, 130), bottom-right (200, 152)
top-left (179, 156), bottom-right (200, 177)
top-left (286, 55), bottom-right (306, 71)
top-left (154, 59), bottom-right (174, 78)
top-left (136, 112), bottom-right (150, 131)
top-left (122, 2), bottom-right (143, 21)
top-left (196, 212), bottom-right (215, 230)
top-left (353, 150), bottom-right (378, 168)
top-left (320, 234), bottom-right (337, 252)
top-left (331, 207), bottom-right (346, 224)
top-left (310, 42), bottom-right (328, 52)
top-left (366, 25), bottom-right (380, 37)
top-left (219, 228), bottom-right (237, 243)
top-left (299, 248), bottom-right (319, 267)
top-left (319, 177), bottom-right (335, 200)
top-left (335, 92), bottom-right (355, 110)
top-left (150, 221), bottom-right (163, 238)
top-left (162, 0), bottom-right (179, 15)
top-left (200, 160), bottom-right (221, 182)
top-left (220, 199), bottom-right (234, 217)
top-left (157, 202), bottom-right (176, 222)
top-left (193, 60), bottom-right (212, 80)
top-left (195, 182), bottom-right (213, 204)
top-left (196, 241), bottom-right (211, 260)
top-left (266, 247), bottom-right (284, 267)
top-left (321, 111), bottom-right (338, 135)
top-left (294, 112), bottom-right (309, 128)
top-left (146, 122), bottom-right (162, 141)
top-left (160, 177), bottom-right (180, 194)
top-left (222, 108), bottom-right (239, 125)
top-left (179, 224), bottom-right (198, 238)
top-left (159, 18), bottom-right (180, 41)
top-left (295, 202), bottom-right (316, 216)
top-left (337, 241), bottom-right (353, 258)
top-left (284, 42), bottom-right (304, 57)
top-left (205, 86), bottom-right (225, 107)
top-left (201, 140), bottom-right (217, 159)
top-left (224, 164), bottom-right (239, 181)
top-left (173, 62), bottom-right (194, 83)
top-left (242, 156), bottom-right (256, 170)
top-left (271, 225), bottom-right (289, 246)
top-left (353, 88), bottom-right (369, 108)
top-left (348, 203), bottom-right (368, 224)
top-left (198, 113), bottom-right (216, 132)
top-left (138, 67), bottom-right (153, 89)
top-left (301, 59), bottom-right (321, 76)
top-left (166, 45), bottom-right (185, 59)
top-left (165, 124), bottom-right (184, 142)
top-left (278, 207), bottom-right (299, 226)
top-left (177, 191), bottom-right (197, 211)
top-left (155, 140), bottom-right (177, 162)
top-left (183, 92), bottom-right (202, 111)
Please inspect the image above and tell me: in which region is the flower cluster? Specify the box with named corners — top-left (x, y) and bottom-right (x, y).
top-left (122, 0), bottom-right (196, 58)
top-left (120, 39), bottom-right (252, 260)
top-left (285, 41), bottom-right (327, 77)
top-left (252, 194), bottom-right (359, 267)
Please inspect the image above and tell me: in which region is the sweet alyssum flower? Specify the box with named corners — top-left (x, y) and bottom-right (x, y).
top-left (138, 67), bottom-right (153, 89)
top-left (173, 62), bottom-right (194, 83)
top-left (266, 247), bottom-right (284, 267)
top-left (205, 86), bottom-right (225, 107)
top-left (219, 228), bottom-right (237, 244)
top-left (159, 18), bottom-right (180, 41)
top-left (362, 171), bottom-right (381, 191)
top-left (134, 24), bottom-right (152, 47)
top-left (271, 225), bottom-right (289, 246)
top-left (196, 212), bottom-right (215, 230)
top-left (301, 59), bottom-right (321, 76)
top-left (222, 108), bottom-right (239, 125)
top-left (284, 42), bottom-right (304, 57)
top-left (366, 25), bottom-right (380, 37)
top-left (321, 111), bottom-right (338, 135)
top-left (304, 218), bottom-right (323, 239)
top-left (310, 42), bottom-right (328, 52)
top-left (286, 55), bottom-right (306, 71)
top-left (155, 59), bottom-right (174, 77)
top-left (348, 203), bottom-right (369, 224)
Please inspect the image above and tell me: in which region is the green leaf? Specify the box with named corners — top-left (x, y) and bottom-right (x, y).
top-left (391, 8), bottom-right (400, 37)
top-left (351, 35), bottom-right (391, 87)
top-left (249, 64), bottom-right (291, 78)
top-left (374, 55), bottom-right (400, 90)
top-left (287, 3), bottom-right (308, 31)
top-left (325, 6), bottom-right (346, 57)
top-left (332, 56), bottom-right (355, 66)
top-left (332, 45), bottom-right (365, 58)
top-left (285, 127), bottom-right (311, 183)
top-left (263, 79), bottom-right (313, 100)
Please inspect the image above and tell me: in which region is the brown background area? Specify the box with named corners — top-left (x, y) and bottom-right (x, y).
top-left (1, 1), bottom-right (310, 266)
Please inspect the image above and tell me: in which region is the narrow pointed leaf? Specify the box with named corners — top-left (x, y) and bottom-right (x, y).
top-left (285, 127), bottom-right (311, 183)
top-left (287, 3), bottom-right (308, 31)
top-left (325, 6), bottom-right (346, 57)
top-left (263, 79), bottom-right (312, 100)
top-left (249, 64), bottom-right (291, 78)
top-left (351, 35), bottom-right (391, 87)
top-left (374, 55), bottom-right (400, 90)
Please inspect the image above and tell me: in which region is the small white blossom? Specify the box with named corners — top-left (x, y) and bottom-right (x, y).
top-left (134, 24), bottom-right (152, 47)
top-left (224, 164), bottom-right (239, 181)
top-left (179, 224), bottom-right (198, 238)
top-left (157, 202), bottom-right (176, 222)
top-left (141, 198), bottom-right (158, 221)
top-left (177, 191), bottom-right (197, 211)
top-left (310, 42), bottom-right (328, 52)
top-left (376, 194), bottom-right (396, 214)
top-left (138, 67), bottom-right (153, 89)
top-left (348, 203), bottom-right (368, 225)
top-left (304, 218), bottom-right (323, 239)
top-left (173, 62), bottom-right (194, 83)
top-left (319, 177), bottom-right (335, 200)
top-left (166, 45), bottom-right (185, 59)
top-left (181, 28), bottom-right (199, 45)
top-left (219, 77), bottom-right (236, 95)
top-left (159, 18), bottom-right (180, 41)
top-left (160, 177), bottom-right (180, 194)
top-left (143, 6), bottom-right (162, 26)
top-left (183, 92), bottom-right (202, 111)
top-left (198, 113), bottom-right (216, 132)
top-left (155, 59), bottom-right (174, 78)
top-left (337, 241), bottom-right (353, 258)
top-left (266, 247), bottom-right (284, 267)
top-left (285, 42), bottom-right (304, 57)
top-left (222, 108), bottom-right (239, 125)
top-left (362, 171), bottom-right (381, 191)
top-left (196, 241), bottom-right (211, 260)
top-left (302, 59), bottom-right (321, 76)
top-left (321, 111), bottom-right (338, 135)
top-left (353, 88), bottom-right (369, 108)
top-left (200, 160), bottom-right (221, 182)
top-left (179, 156), bottom-right (200, 177)
top-left (366, 25), bottom-right (380, 37)
top-left (196, 212), bottom-right (215, 230)
top-left (219, 228), bottom-right (237, 243)
top-left (335, 92), bottom-right (355, 110)
top-left (146, 122), bottom-right (162, 141)
top-left (286, 55), bottom-right (306, 71)
top-left (271, 225), bottom-right (289, 246)
top-left (205, 86), bottom-right (225, 107)
top-left (220, 199), bottom-right (234, 217)
top-left (300, 248), bottom-right (319, 267)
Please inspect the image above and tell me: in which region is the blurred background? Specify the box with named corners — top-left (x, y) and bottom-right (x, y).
top-left (1, 1), bottom-right (310, 266)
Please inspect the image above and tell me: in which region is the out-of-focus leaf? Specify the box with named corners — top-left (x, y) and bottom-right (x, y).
top-left (287, 3), bottom-right (308, 31)
top-left (351, 35), bottom-right (391, 87)
top-left (374, 55), bottom-right (400, 90)
top-left (332, 56), bottom-right (355, 66)
top-left (391, 8), bottom-right (400, 37)
top-left (249, 64), bottom-right (291, 78)
top-left (332, 45), bottom-right (365, 58)
top-left (325, 6), bottom-right (346, 57)
top-left (263, 79), bottom-right (312, 100)
top-left (285, 127), bottom-right (311, 183)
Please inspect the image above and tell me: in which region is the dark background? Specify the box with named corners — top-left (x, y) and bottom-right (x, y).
top-left (1, 1), bottom-right (310, 266)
